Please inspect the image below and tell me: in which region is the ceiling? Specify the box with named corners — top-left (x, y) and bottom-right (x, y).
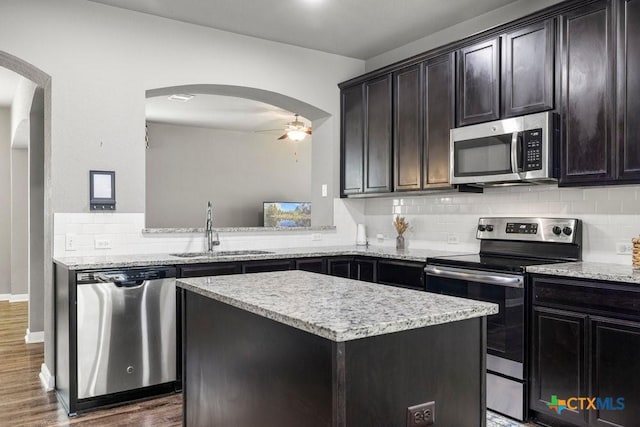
top-left (146, 94), bottom-right (307, 132)
top-left (88, 0), bottom-right (521, 59)
top-left (0, 67), bottom-right (20, 107)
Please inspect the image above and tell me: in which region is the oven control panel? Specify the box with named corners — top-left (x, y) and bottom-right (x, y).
top-left (477, 217), bottom-right (581, 244)
top-left (506, 222), bottom-right (538, 234)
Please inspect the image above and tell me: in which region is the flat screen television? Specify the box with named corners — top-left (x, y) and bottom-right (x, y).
top-left (263, 202), bottom-right (311, 227)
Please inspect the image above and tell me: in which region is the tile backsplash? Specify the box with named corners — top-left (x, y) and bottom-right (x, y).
top-left (53, 199), bottom-right (359, 258)
top-left (362, 185), bottom-right (640, 264)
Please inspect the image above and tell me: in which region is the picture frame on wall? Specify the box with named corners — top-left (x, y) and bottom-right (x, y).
top-left (90, 170), bottom-right (116, 210)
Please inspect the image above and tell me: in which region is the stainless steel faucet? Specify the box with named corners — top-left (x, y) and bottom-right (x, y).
top-left (205, 201), bottom-right (220, 253)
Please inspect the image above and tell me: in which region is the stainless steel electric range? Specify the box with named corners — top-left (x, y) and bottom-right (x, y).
top-left (425, 217), bottom-right (582, 422)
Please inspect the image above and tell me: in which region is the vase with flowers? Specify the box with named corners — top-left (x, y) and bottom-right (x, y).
top-left (393, 215), bottom-right (409, 250)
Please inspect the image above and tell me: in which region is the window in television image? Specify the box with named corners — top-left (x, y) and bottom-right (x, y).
top-left (263, 202), bottom-right (311, 227)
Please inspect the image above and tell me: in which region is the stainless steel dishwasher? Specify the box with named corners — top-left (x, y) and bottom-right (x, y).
top-left (76, 266), bottom-right (177, 399)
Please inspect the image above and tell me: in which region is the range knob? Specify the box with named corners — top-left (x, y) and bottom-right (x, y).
top-left (563, 227), bottom-right (573, 236)
top-left (552, 226), bottom-right (562, 235)
top-left (486, 225), bottom-right (494, 232)
top-left (478, 225), bottom-right (486, 232)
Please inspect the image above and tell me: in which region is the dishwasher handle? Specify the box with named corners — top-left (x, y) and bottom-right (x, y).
top-left (424, 265), bottom-right (524, 288)
top-left (94, 273), bottom-right (146, 288)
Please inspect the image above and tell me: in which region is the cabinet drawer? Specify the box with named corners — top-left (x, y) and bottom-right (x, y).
top-left (532, 275), bottom-right (640, 320)
top-left (242, 260), bottom-right (293, 274)
top-left (377, 260), bottom-right (425, 290)
top-left (178, 263), bottom-right (241, 278)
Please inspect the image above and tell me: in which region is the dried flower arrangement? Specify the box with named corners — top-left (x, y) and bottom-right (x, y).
top-left (393, 216), bottom-right (409, 235)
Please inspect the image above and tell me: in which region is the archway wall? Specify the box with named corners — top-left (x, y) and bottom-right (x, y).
top-left (0, 0), bottom-right (364, 374)
top-left (0, 0), bottom-right (364, 215)
top-left (11, 78), bottom-right (37, 148)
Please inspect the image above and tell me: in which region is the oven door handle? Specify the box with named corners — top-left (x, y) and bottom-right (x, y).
top-left (424, 265), bottom-right (524, 288)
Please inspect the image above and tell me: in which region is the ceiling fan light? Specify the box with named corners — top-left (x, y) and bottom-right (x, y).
top-left (287, 129), bottom-right (307, 141)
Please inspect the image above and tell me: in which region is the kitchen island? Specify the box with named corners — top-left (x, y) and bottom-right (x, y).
top-left (177, 270), bottom-right (498, 427)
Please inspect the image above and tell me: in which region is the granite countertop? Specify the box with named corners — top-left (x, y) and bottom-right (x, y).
top-left (527, 261), bottom-right (640, 284)
top-left (177, 270), bottom-right (498, 342)
top-left (53, 245), bottom-right (463, 270)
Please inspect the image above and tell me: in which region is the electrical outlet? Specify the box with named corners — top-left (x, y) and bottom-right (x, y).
top-left (376, 233), bottom-right (385, 242)
top-left (616, 242), bottom-right (633, 255)
top-left (447, 234), bottom-right (459, 244)
top-left (94, 239), bottom-right (112, 249)
top-left (311, 233), bottom-right (322, 241)
top-left (65, 233), bottom-right (77, 251)
top-left (407, 401), bottom-right (435, 426)
top-left (321, 184), bottom-right (328, 197)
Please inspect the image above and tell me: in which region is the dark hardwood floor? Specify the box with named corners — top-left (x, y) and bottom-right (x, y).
top-left (0, 301), bottom-right (182, 426)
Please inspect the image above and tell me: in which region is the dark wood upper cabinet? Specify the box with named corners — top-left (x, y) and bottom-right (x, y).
top-left (393, 64), bottom-right (423, 191)
top-left (341, 84), bottom-right (365, 195)
top-left (502, 20), bottom-right (555, 117)
top-left (457, 37), bottom-right (501, 126)
top-left (617, 0), bottom-right (640, 181)
top-left (424, 53), bottom-right (455, 187)
top-left (560, 0), bottom-right (615, 185)
top-left (364, 75), bottom-right (393, 193)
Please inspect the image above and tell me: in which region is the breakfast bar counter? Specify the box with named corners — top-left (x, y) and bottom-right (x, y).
top-left (177, 270), bottom-right (497, 426)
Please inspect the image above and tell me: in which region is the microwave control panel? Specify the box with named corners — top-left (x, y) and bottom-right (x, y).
top-left (523, 129), bottom-right (542, 171)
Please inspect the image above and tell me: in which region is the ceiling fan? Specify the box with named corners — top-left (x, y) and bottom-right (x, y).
top-left (278, 114), bottom-right (312, 141)
top-left (256, 114), bottom-right (312, 141)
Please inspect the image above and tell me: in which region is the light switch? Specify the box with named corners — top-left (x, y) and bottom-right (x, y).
top-left (321, 184), bottom-right (328, 197)
top-left (65, 234), bottom-right (77, 251)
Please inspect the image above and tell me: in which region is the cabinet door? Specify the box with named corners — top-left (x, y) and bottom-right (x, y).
top-left (530, 307), bottom-right (589, 425)
top-left (393, 64), bottom-right (423, 191)
top-left (457, 37), bottom-right (501, 126)
top-left (341, 84), bottom-right (365, 195)
top-left (424, 53), bottom-right (455, 187)
top-left (354, 258), bottom-right (376, 282)
top-left (364, 75), bottom-right (393, 193)
top-left (560, 1), bottom-right (615, 185)
top-left (503, 20), bottom-right (555, 117)
top-left (617, 0), bottom-right (640, 182)
top-left (590, 317), bottom-right (640, 426)
top-left (327, 258), bottom-right (353, 279)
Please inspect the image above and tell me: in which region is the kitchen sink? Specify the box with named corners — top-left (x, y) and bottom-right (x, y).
top-left (170, 250), bottom-right (274, 258)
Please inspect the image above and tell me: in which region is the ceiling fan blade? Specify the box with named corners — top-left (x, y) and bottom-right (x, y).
top-left (305, 129), bottom-right (312, 135)
top-left (277, 133), bottom-right (288, 140)
top-left (254, 128), bottom-right (282, 133)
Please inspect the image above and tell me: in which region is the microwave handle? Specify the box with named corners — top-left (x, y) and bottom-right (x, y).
top-left (511, 132), bottom-right (524, 173)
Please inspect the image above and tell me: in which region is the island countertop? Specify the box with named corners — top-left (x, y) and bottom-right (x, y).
top-left (177, 270), bottom-right (498, 342)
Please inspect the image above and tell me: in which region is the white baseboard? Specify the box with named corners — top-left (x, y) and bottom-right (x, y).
top-left (9, 294), bottom-right (29, 302)
top-left (25, 328), bottom-right (44, 344)
top-left (0, 294), bottom-right (9, 301)
top-left (39, 363), bottom-right (54, 391)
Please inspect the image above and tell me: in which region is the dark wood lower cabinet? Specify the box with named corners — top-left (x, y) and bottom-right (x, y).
top-left (377, 260), bottom-right (425, 290)
top-left (241, 260), bottom-right (294, 273)
top-left (326, 257), bottom-right (377, 282)
top-left (530, 275), bottom-right (640, 427)
top-left (590, 317), bottom-right (640, 426)
top-left (178, 262), bottom-right (241, 278)
top-left (530, 306), bottom-right (589, 426)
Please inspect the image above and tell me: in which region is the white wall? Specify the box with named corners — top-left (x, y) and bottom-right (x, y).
top-left (363, 185), bottom-right (640, 264)
top-left (0, 108), bottom-right (10, 296)
top-left (10, 148), bottom-right (28, 295)
top-left (145, 122), bottom-right (312, 228)
top-left (366, 0), bottom-right (566, 71)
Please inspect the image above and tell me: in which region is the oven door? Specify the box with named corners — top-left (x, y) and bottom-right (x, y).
top-left (424, 265), bottom-right (525, 372)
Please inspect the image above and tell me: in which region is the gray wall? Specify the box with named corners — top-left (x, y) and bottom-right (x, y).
top-left (0, 108), bottom-right (10, 295)
top-left (29, 88), bottom-right (44, 332)
top-left (366, 0), bottom-right (566, 71)
top-left (146, 122), bottom-right (312, 228)
top-left (11, 147), bottom-right (28, 295)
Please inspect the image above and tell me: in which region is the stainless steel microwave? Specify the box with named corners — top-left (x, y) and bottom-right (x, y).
top-left (450, 112), bottom-right (557, 186)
